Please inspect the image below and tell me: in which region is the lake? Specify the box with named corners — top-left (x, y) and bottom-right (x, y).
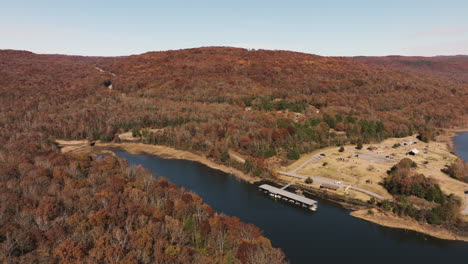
top-left (115, 138), bottom-right (468, 263)
top-left (453, 132), bottom-right (468, 162)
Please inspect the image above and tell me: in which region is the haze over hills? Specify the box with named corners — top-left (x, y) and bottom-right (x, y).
top-left (1, 47), bottom-right (468, 263)
top-left (354, 55), bottom-right (468, 84)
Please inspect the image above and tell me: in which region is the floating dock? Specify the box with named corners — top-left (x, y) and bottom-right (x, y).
top-left (259, 184), bottom-right (318, 211)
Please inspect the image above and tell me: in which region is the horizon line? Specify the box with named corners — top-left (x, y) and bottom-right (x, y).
top-left (1, 46), bottom-right (467, 58)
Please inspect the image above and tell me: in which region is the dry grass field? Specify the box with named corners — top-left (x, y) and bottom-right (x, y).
top-left (280, 135), bottom-right (468, 203)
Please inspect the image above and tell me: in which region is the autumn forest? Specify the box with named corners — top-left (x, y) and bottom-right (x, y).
top-left (1, 47), bottom-right (468, 263)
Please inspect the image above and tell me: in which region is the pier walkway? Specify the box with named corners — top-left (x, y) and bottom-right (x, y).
top-left (259, 184), bottom-right (318, 210)
top-left (280, 182), bottom-right (295, 190)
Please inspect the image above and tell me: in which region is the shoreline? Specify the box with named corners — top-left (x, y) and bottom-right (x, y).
top-left (351, 209), bottom-right (468, 242)
top-left (61, 139), bottom-right (468, 243)
top-left (436, 127), bottom-right (468, 153)
top-left (279, 181), bottom-right (369, 210)
top-left (350, 129), bottom-right (468, 242)
top-left (93, 143), bottom-right (371, 207)
top-left (92, 142), bottom-right (261, 184)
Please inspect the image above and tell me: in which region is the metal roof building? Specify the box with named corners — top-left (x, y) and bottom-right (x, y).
top-left (259, 184), bottom-right (317, 206)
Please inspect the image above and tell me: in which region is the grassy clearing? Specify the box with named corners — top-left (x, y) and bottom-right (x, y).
top-left (285, 135), bottom-right (468, 203)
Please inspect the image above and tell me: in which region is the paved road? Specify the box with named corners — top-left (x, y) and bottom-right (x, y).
top-left (278, 171), bottom-right (385, 200)
top-left (346, 148), bottom-right (397, 165)
top-left (280, 148), bottom-right (386, 200)
top-left (290, 149), bottom-right (334, 173)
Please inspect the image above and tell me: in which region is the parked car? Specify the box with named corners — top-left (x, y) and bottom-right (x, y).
top-left (334, 181), bottom-right (342, 184)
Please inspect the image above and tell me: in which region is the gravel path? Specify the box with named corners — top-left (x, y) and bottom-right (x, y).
top-left (280, 148), bottom-right (386, 200)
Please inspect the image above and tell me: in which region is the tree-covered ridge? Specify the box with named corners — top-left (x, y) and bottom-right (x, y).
top-left (0, 152), bottom-right (286, 263)
top-left (1, 48), bottom-right (467, 166)
top-left (95, 48), bottom-right (467, 127)
top-left (354, 55), bottom-right (468, 84)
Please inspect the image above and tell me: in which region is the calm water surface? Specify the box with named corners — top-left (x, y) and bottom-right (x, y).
top-left (115, 141), bottom-right (468, 263)
top-left (453, 132), bottom-right (468, 162)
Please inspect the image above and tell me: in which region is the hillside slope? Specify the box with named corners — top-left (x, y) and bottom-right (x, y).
top-left (1, 47), bottom-right (467, 172)
top-left (354, 55), bottom-right (468, 84)
top-left (95, 47), bottom-right (467, 126)
top-left (1, 47), bottom-right (467, 262)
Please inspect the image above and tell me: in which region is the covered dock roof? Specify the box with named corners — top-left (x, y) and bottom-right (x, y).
top-left (259, 184), bottom-right (317, 206)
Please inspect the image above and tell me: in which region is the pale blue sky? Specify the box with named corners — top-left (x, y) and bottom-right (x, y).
top-left (1, 0), bottom-right (467, 56)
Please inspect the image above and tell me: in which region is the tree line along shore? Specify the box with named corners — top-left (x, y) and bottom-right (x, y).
top-left (56, 128), bottom-right (468, 242)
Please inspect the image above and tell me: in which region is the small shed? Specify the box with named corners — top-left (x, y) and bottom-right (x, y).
top-left (408, 148), bottom-right (419, 156)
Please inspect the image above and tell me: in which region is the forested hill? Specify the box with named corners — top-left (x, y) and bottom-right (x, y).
top-left (94, 47), bottom-right (467, 123)
top-left (0, 48), bottom-right (290, 263)
top-left (0, 47), bottom-right (467, 262)
top-left (1, 47), bottom-right (467, 148)
top-left (354, 55), bottom-right (468, 84)
top-left (1, 46), bottom-right (467, 171)
top-left (98, 47), bottom-right (467, 133)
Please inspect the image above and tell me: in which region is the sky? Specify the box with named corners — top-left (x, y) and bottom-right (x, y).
top-left (1, 0), bottom-right (467, 56)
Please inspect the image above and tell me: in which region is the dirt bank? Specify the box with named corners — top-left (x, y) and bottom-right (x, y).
top-left (91, 142), bottom-right (260, 183)
top-left (436, 127), bottom-right (468, 153)
top-left (351, 209), bottom-right (468, 242)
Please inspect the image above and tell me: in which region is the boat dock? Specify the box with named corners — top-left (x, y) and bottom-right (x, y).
top-left (280, 181), bottom-right (294, 190)
top-left (259, 184), bottom-right (318, 211)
